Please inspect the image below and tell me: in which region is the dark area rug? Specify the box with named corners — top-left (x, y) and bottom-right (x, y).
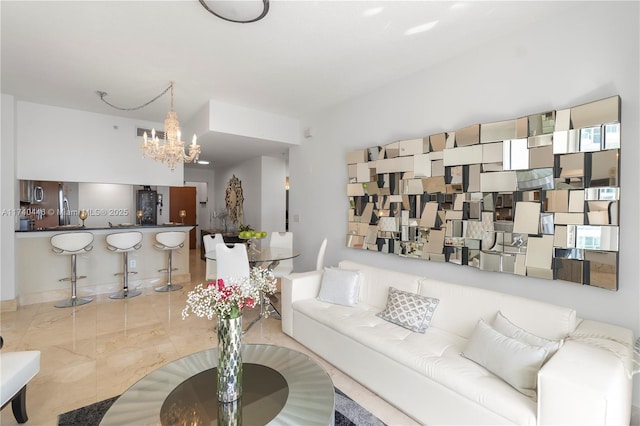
top-left (58, 387), bottom-right (386, 426)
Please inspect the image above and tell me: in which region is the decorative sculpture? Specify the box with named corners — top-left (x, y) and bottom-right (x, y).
top-left (225, 175), bottom-right (244, 226)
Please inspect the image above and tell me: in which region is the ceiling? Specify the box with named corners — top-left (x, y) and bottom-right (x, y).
top-left (1, 1), bottom-right (570, 168)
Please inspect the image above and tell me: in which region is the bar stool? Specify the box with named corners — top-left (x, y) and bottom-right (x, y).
top-left (154, 231), bottom-right (186, 292)
top-left (106, 231), bottom-right (143, 299)
top-left (50, 232), bottom-right (94, 308)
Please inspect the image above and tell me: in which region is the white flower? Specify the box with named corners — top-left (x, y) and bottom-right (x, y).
top-left (182, 267), bottom-right (277, 320)
top-left (250, 266), bottom-right (277, 295)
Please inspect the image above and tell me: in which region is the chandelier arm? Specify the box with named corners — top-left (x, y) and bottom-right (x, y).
top-left (198, 0), bottom-right (269, 23)
top-left (138, 81), bottom-right (201, 171)
top-left (96, 83), bottom-right (173, 111)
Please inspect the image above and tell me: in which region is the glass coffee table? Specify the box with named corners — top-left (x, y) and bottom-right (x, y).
top-left (100, 344), bottom-right (335, 425)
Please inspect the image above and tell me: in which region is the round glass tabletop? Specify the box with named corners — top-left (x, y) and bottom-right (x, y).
top-left (206, 247), bottom-right (300, 265)
top-left (160, 364), bottom-right (288, 425)
top-left (100, 344), bottom-right (335, 426)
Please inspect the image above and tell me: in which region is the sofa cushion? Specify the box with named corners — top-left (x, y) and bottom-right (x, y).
top-left (292, 299), bottom-right (537, 424)
top-left (317, 267), bottom-right (360, 306)
top-left (462, 319), bottom-right (548, 399)
top-left (493, 311), bottom-right (562, 362)
top-left (418, 277), bottom-right (577, 340)
top-left (339, 260), bottom-right (421, 309)
top-left (377, 287), bottom-right (439, 333)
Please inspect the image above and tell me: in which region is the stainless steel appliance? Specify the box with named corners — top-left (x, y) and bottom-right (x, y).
top-left (19, 180), bottom-right (44, 204)
top-left (58, 183), bottom-right (70, 226)
top-left (19, 218), bottom-right (34, 230)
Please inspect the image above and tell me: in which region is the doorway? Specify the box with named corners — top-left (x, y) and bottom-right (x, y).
top-left (169, 186), bottom-right (197, 248)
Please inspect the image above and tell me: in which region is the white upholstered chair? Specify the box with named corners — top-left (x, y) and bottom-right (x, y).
top-left (316, 237), bottom-right (328, 271)
top-left (215, 243), bottom-right (250, 282)
top-left (0, 337), bottom-right (40, 424)
top-left (203, 233), bottom-right (225, 281)
top-left (267, 232), bottom-right (293, 278)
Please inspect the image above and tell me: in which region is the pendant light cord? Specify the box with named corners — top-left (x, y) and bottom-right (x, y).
top-left (96, 82), bottom-right (173, 111)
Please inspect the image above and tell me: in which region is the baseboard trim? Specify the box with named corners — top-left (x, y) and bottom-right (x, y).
top-left (0, 298), bottom-right (18, 312)
top-left (16, 273), bottom-right (192, 306)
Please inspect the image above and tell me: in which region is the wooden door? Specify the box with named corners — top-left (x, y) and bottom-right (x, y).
top-left (169, 186), bottom-right (197, 248)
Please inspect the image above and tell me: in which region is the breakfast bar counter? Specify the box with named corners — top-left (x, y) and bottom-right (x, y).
top-left (15, 225), bottom-right (194, 306)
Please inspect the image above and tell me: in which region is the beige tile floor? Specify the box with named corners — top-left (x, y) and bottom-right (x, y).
top-left (1, 249), bottom-right (418, 426)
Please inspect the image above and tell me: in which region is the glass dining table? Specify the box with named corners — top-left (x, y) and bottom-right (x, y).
top-left (205, 246), bottom-right (300, 269)
top-left (206, 246), bottom-right (300, 329)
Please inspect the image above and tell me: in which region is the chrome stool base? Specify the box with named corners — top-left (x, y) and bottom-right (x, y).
top-left (50, 233), bottom-right (94, 309)
top-left (154, 232), bottom-right (185, 293)
top-left (109, 289), bottom-right (142, 299)
top-left (154, 284), bottom-right (183, 292)
top-left (106, 232), bottom-right (143, 301)
top-left (55, 296), bottom-right (93, 308)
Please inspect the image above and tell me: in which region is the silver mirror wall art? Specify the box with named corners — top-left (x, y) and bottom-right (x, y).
top-left (346, 96), bottom-right (621, 290)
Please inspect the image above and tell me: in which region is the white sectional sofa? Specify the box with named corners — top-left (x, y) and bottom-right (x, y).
top-left (281, 260), bottom-right (634, 425)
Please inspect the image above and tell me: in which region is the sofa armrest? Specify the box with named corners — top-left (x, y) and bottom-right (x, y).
top-left (281, 270), bottom-right (323, 336)
top-left (537, 320), bottom-right (633, 426)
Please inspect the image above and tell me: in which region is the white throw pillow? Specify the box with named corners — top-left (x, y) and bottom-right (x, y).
top-left (493, 311), bottom-right (562, 362)
top-left (376, 287), bottom-right (439, 333)
top-left (317, 267), bottom-right (360, 306)
top-left (462, 319), bottom-right (548, 399)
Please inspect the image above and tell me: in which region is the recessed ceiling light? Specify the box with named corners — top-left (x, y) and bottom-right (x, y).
top-left (405, 20), bottom-right (439, 36)
top-left (197, 160), bottom-right (210, 165)
top-left (363, 7), bottom-right (384, 17)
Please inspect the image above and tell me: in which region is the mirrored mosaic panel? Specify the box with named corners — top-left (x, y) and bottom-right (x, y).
top-left (346, 96), bottom-right (621, 290)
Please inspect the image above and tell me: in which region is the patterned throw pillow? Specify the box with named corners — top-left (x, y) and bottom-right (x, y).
top-left (376, 287), bottom-right (439, 333)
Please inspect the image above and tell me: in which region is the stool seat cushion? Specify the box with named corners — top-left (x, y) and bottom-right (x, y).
top-left (51, 232), bottom-right (93, 253)
top-left (155, 231), bottom-right (186, 249)
top-left (106, 231), bottom-right (143, 252)
top-left (0, 351), bottom-right (41, 406)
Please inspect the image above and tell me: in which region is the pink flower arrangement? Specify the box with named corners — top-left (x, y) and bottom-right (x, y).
top-left (182, 267), bottom-right (275, 320)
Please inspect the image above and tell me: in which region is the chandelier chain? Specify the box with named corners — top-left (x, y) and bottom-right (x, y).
top-left (96, 82), bottom-right (173, 111)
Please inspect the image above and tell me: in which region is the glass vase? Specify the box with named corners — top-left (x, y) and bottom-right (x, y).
top-left (217, 315), bottom-right (243, 403)
top-left (218, 398), bottom-right (242, 425)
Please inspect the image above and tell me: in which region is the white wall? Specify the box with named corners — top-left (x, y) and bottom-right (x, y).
top-left (260, 156), bottom-right (287, 232)
top-left (291, 0), bottom-right (639, 381)
top-left (208, 100), bottom-right (300, 145)
top-left (16, 101), bottom-right (184, 186)
top-left (78, 183), bottom-right (134, 227)
top-left (214, 156), bottom-right (287, 234)
top-left (1, 94), bottom-right (17, 301)
top-left (185, 166), bottom-right (216, 246)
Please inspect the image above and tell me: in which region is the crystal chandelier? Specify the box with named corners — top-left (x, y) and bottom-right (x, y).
top-left (140, 82), bottom-right (200, 171)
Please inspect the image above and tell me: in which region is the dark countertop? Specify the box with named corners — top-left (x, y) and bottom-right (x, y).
top-left (16, 223), bottom-right (196, 233)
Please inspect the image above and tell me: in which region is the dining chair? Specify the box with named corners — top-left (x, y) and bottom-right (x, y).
top-left (215, 243), bottom-right (250, 282)
top-left (267, 231), bottom-right (293, 278)
top-left (316, 237), bottom-right (328, 271)
top-left (203, 233), bottom-right (225, 281)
